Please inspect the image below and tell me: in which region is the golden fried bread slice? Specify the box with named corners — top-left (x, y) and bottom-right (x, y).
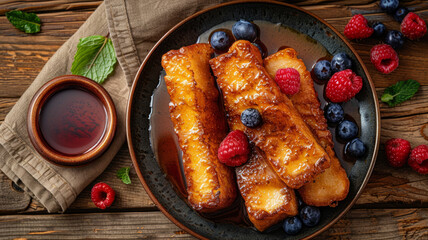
top-left (210, 40), bottom-right (330, 189)
top-left (161, 43), bottom-right (236, 212)
top-left (264, 48), bottom-right (349, 206)
top-left (236, 147), bottom-right (298, 231)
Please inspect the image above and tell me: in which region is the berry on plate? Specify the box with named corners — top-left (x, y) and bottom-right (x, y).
top-left (344, 14), bottom-right (374, 40)
top-left (283, 216), bottom-right (303, 235)
top-left (232, 20), bottom-right (258, 42)
top-left (408, 145), bottom-right (428, 174)
top-left (326, 69), bottom-right (362, 103)
top-left (218, 130), bottom-right (250, 167)
top-left (385, 138), bottom-right (411, 168)
top-left (379, 0), bottom-right (399, 13)
top-left (385, 30), bottom-right (405, 50)
top-left (345, 138), bottom-right (366, 158)
top-left (91, 182), bottom-right (115, 210)
top-left (313, 60), bottom-right (332, 81)
top-left (394, 7), bottom-right (409, 22)
top-left (324, 103), bottom-right (344, 124)
top-left (275, 68), bottom-right (301, 95)
top-left (370, 44), bottom-right (399, 74)
top-left (401, 12), bottom-right (427, 40)
top-left (331, 52), bottom-right (352, 73)
top-left (252, 42), bottom-right (267, 58)
top-left (300, 206), bottom-right (321, 227)
top-left (372, 22), bottom-right (387, 38)
top-left (210, 31), bottom-right (232, 51)
top-left (241, 108), bottom-right (262, 128)
top-left (337, 120), bottom-right (359, 141)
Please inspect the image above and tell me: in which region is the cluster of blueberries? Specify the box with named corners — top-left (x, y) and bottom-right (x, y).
top-left (283, 198), bottom-right (320, 235)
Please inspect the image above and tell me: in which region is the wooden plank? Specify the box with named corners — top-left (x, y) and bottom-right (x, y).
top-left (0, 209), bottom-right (427, 239)
top-left (0, 171), bottom-right (31, 213)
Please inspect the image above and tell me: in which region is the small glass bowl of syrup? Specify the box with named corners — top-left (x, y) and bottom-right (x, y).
top-left (27, 75), bottom-right (116, 166)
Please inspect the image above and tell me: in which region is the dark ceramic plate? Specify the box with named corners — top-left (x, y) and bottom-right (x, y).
top-left (126, 1), bottom-right (380, 239)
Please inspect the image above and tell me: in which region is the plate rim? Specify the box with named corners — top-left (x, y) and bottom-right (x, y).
top-left (126, 0), bottom-right (381, 239)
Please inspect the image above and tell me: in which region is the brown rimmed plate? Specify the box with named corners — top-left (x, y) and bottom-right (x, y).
top-left (126, 1), bottom-right (380, 239)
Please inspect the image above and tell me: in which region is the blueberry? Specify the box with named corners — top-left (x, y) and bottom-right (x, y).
top-left (394, 7), bottom-right (409, 22)
top-left (345, 138), bottom-right (366, 158)
top-left (379, 0), bottom-right (399, 13)
top-left (385, 30), bottom-right (405, 50)
top-left (241, 108), bottom-right (262, 128)
top-left (210, 31), bottom-right (232, 51)
top-left (324, 103), bottom-right (344, 124)
top-left (337, 120), bottom-right (359, 140)
top-left (252, 42), bottom-right (267, 58)
top-left (300, 206), bottom-right (321, 227)
top-left (313, 60), bottom-right (332, 81)
top-left (372, 22), bottom-right (387, 38)
top-left (331, 53), bottom-right (352, 73)
top-left (232, 20), bottom-right (258, 42)
top-left (283, 216), bottom-right (302, 235)
top-left (297, 197), bottom-right (305, 209)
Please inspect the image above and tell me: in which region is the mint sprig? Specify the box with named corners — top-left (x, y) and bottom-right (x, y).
top-left (6, 10), bottom-right (41, 34)
top-left (117, 167), bottom-right (131, 185)
top-left (381, 80), bottom-right (420, 107)
top-left (71, 35), bottom-right (117, 84)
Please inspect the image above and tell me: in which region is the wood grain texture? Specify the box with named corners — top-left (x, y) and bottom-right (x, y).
top-left (0, 209), bottom-right (427, 239)
top-left (0, 172), bottom-right (31, 213)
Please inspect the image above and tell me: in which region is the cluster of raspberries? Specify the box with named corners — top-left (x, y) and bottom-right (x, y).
top-left (385, 138), bottom-right (428, 174)
top-left (344, 3), bottom-right (426, 74)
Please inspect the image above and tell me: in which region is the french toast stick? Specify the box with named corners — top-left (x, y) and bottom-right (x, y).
top-left (236, 147), bottom-right (298, 232)
top-left (210, 40), bottom-right (330, 189)
top-left (264, 48), bottom-right (350, 207)
top-left (161, 43), bottom-right (236, 212)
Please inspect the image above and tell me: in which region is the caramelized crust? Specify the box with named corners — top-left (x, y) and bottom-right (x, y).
top-left (264, 48), bottom-right (350, 206)
top-left (210, 40), bottom-right (330, 189)
top-left (161, 43), bottom-right (236, 212)
top-left (236, 147), bottom-right (298, 231)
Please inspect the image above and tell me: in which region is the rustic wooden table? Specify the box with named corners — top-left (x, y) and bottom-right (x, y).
top-left (0, 0), bottom-right (427, 239)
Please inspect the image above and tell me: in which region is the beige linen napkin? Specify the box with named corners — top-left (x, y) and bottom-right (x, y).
top-left (0, 0), bottom-right (226, 213)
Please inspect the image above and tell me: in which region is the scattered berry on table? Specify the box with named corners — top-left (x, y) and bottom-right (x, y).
top-left (379, 0), bottom-right (399, 13)
top-left (401, 12), bottom-right (427, 40)
top-left (337, 120), bottom-right (359, 141)
top-left (313, 60), bottom-right (332, 81)
top-left (385, 138), bottom-right (411, 168)
top-left (384, 30), bottom-right (405, 50)
top-left (324, 103), bottom-right (345, 124)
top-left (344, 14), bottom-right (374, 40)
top-left (232, 20), bottom-right (258, 42)
top-left (218, 130), bottom-right (250, 167)
top-left (283, 216), bottom-right (303, 235)
top-left (91, 182), bottom-right (115, 210)
top-left (300, 206), bottom-right (321, 227)
top-left (372, 22), bottom-right (387, 38)
top-left (331, 53), bottom-right (352, 73)
top-left (252, 42), bottom-right (267, 58)
top-left (408, 145), bottom-right (428, 174)
top-left (393, 7), bottom-right (409, 22)
top-left (326, 69), bottom-right (362, 103)
top-left (241, 108), bottom-right (262, 128)
top-left (370, 44), bottom-right (399, 74)
top-left (345, 138), bottom-right (366, 158)
top-left (275, 68), bottom-right (301, 95)
top-left (210, 31), bottom-right (232, 51)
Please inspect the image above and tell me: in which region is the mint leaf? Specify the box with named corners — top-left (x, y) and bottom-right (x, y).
top-left (381, 79), bottom-right (420, 107)
top-left (6, 10), bottom-right (41, 34)
top-left (117, 167), bottom-right (131, 184)
top-left (71, 35), bottom-right (117, 84)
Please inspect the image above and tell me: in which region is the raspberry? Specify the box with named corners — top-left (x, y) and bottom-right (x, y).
top-left (344, 14), bottom-right (374, 40)
top-left (408, 145), bottom-right (428, 174)
top-left (91, 182), bottom-right (115, 209)
top-left (275, 68), bottom-right (301, 95)
top-left (325, 69), bottom-right (362, 103)
top-left (385, 138), bottom-right (411, 168)
top-left (401, 12), bottom-right (427, 40)
top-left (218, 130), bottom-right (250, 167)
top-left (370, 44), bottom-right (399, 74)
